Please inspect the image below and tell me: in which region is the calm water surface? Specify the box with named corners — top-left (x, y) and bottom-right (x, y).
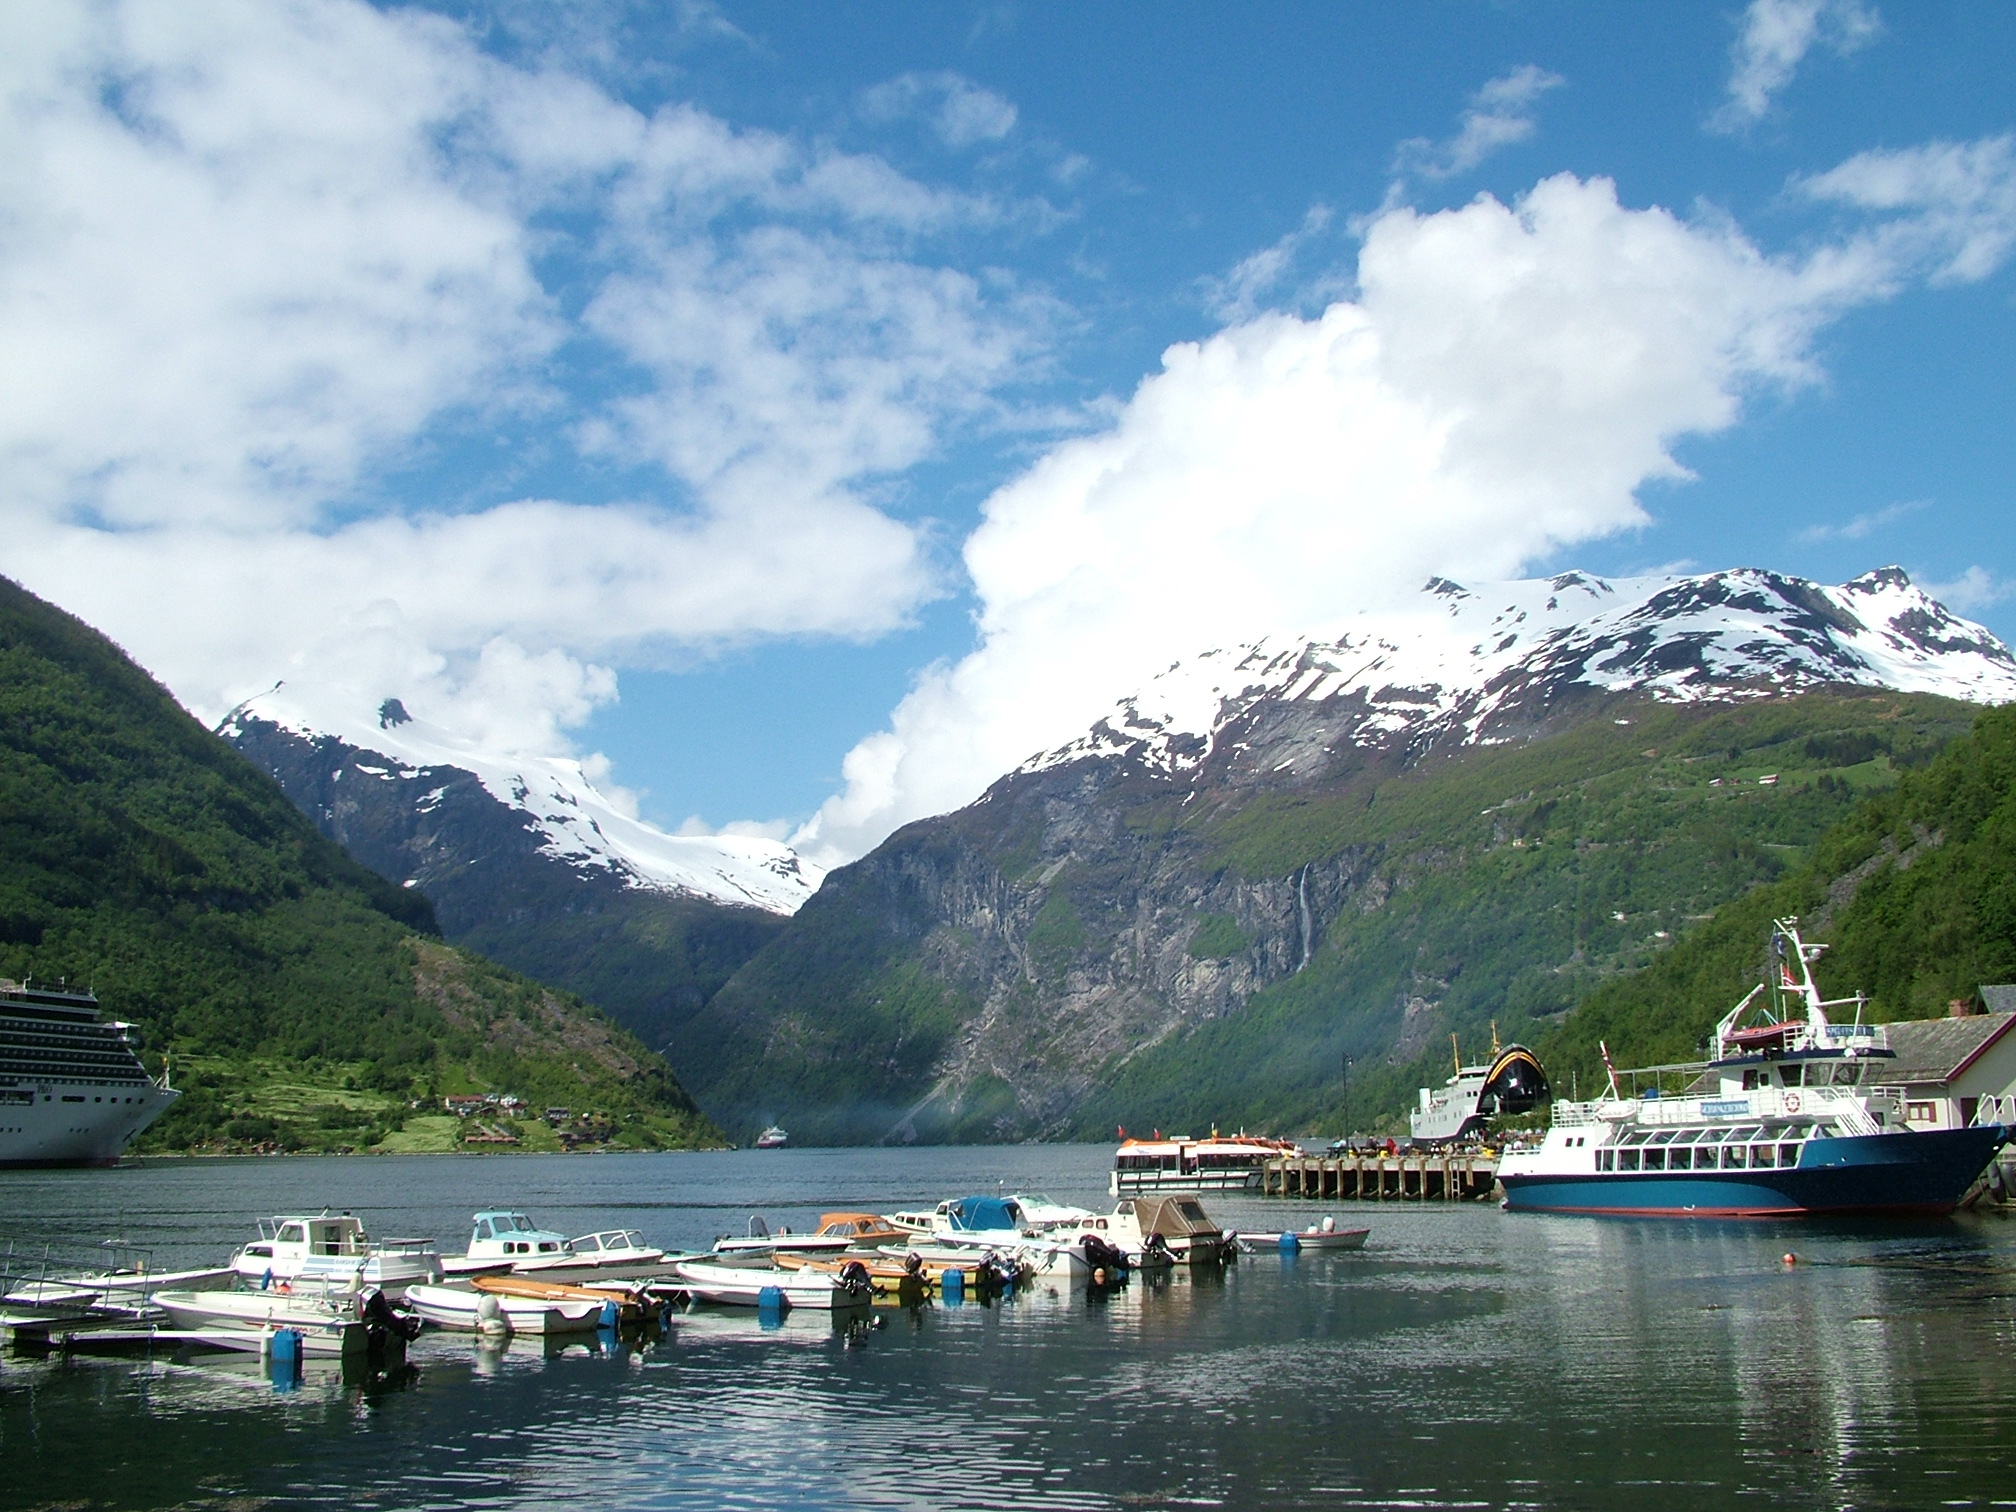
top-left (4, 1146), bottom-right (2015, 1511)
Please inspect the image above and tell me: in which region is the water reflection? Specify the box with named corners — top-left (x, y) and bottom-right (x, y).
top-left (3, 1152), bottom-right (2014, 1510)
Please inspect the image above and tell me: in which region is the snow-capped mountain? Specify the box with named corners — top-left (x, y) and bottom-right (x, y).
top-left (220, 690), bottom-right (820, 915)
top-left (1023, 567), bottom-right (2016, 780)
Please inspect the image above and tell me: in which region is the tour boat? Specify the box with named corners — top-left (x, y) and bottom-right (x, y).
top-left (1498, 919), bottom-right (2012, 1217)
top-left (230, 1213), bottom-right (441, 1294)
top-left (1109, 1133), bottom-right (1302, 1195)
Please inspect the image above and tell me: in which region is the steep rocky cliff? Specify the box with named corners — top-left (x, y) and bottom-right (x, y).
top-left (687, 568), bottom-right (2016, 1143)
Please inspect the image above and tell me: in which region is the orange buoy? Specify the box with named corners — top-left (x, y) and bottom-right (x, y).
top-left (1782, 1252), bottom-right (1797, 1267)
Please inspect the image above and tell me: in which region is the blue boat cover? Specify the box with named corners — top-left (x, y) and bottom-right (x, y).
top-left (945, 1196), bottom-right (1023, 1232)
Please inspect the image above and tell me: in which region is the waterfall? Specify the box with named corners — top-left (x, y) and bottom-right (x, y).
top-left (1296, 864), bottom-right (1313, 972)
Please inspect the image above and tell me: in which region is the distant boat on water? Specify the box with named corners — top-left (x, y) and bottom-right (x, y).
top-left (754, 1125), bottom-right (788, 1149)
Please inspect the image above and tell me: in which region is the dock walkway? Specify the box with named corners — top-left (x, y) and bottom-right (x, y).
top-left (1262, 1152), bottom-right (1498, 1201)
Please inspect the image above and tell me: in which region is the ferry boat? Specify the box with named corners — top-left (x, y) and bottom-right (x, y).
top-left (1410, 1034), bottom-right (1550, 1143)
top-left (1109, 1133), bottom-right (1302, 1195)
top-left (0, 979), bottom-right (178, 1167)
top-left (1499, 919), bottom-right (2011, 1217)
top-left (754, 1125), bottom-right (789, 1149)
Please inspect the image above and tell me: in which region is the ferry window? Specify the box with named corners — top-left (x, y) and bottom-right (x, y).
top-left (1666, 1148), bottom-right (1692, 1170)
top-left (1642, 1149), bottom-right (1665, 1171)
top-left (1779, 1143), bottom-right (1801, 1166)
top-left (1651, 1130), bottom-right (1677, 1144)
top-left (1749, 1145), bottom-right (1775, 1168)
top-left (1618, 1150), bottom-right (1640, 1172)
top-left (1743, 1069), bottom-right (1763, 1090)
top-left (1830, 1064), bottom-right (1863, 1086)
top-left (1722, 1145), bottom-right (1747, 1169)
top-left (1730, 1127), bottom-right (1762, 1142)
top-left (1597, 1151), bottom-right (1614, 1171)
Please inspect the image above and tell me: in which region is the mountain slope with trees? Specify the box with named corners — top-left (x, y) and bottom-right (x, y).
top-left (0, 575), bottom-right (722, 1153)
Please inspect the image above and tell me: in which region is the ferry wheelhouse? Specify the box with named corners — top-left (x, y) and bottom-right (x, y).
top-left (1499, 919), bottom-right (2010, 1217)
top-left (1110, 1133), bottom-right (1301, 1196)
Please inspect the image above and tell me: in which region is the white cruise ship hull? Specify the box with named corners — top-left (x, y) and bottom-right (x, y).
top-left (0, 1082), bottom-right (177, 1167)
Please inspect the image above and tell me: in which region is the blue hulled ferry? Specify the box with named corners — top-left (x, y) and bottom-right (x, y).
top-left (1499, 920), bottom-right (2009, 1217)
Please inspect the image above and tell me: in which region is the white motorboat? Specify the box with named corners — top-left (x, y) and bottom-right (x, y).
top-left (711, 1215), bottom-right (853, 1257)
top-left (671, 1257), bottom-right (872, 1311)
top-left (404, 1281), bottom-right (609, 1334)
top-left (1231, 1217), bottom-right (1371, 1253)
top-left (2, 1242), bottom-right (234, 1313)
top-left (230, 1213), bottom-right (441, 1295)
top-left (1046, 1195), bottom-right (1236, 1265)
top-left (147, 1284), bottom-right (372, 1355)
top-left (897, 1195), bottom-right (1091, 1282)
top-left (1004, 1194), bottom-right (1100, 1231)
top-left (441, 1212), bottom-right (667, 1281)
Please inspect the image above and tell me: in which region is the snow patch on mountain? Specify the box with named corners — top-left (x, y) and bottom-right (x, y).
top-left (220, 691), bottom-right (821, 915)
top-left (1023, 567), bottom-right (2016, 778)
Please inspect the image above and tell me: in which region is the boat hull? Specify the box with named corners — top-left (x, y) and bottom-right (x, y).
top-left (1110, 1170), bottom-right (1263, 1196)
top-left (671, 1260), bottom-right (868, 1310)
top-left (1501, 1127), bottom-right (2009, 1217)
top-left (404, 1284), bottom-right (607, 1334)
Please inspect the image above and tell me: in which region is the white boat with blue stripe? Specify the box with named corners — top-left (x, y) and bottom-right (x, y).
top-left (1499, 919), bottom-right (2010, 1218)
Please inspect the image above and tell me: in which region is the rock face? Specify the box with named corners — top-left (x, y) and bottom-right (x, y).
top-left (687, 567), bottom-right (2016, 1143)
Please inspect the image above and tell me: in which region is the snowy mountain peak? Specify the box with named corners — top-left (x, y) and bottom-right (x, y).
top-left (1021, 566), bottom-right (2016, 780)
top-left (219, 691), bottom-right (821, 916)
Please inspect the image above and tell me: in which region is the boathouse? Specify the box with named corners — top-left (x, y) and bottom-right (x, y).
top-left (1871, 992), bottom-right (2016, 1130)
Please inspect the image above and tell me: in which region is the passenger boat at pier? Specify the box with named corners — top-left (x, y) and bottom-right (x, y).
top-left (1499, 919), bottom-right (2011, 1217)
top-left (1109, 1133), bottom-right (1302, 1195)
top-left (0, 979), bottom-right (178, 1167)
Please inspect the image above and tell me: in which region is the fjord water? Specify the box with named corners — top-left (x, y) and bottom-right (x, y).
top-left (4, 1147), bottom-right (2014, 1511)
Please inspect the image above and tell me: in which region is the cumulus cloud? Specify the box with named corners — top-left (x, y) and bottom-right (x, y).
top-left (1800, 135), bottom-right (2016, 284)
top-left (1393, 65), bottom-right (1564, 182)
top-left (860, 71), bottom-right (1018, 149)
top-left (0, 1), bottom-right (1044, 754)
top-left (793, 158), bottom-right (2016, 865)
top-left (1712, 0), bottom-right (1881, 133)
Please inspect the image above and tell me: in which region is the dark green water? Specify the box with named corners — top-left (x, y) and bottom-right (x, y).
top-left (4, 1147), bottom-right (2014, 1511)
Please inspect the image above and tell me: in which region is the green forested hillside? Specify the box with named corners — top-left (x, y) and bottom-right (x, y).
top-left (0, 574), bottom-right (722, 1153)
top-left (1068, 689), bottom-right (1974, 1138)
top-left (1541, 701), bottom-right (2016, 1097)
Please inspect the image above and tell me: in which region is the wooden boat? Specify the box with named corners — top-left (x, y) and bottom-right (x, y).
top-left (671, 1257), bottom-right (872, 1311)
top-left (404, 1281), bottom-right (608, 1334)
top-left (470, 1273), bottom-right (644, 1325)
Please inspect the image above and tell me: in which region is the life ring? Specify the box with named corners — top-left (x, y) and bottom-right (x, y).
top-left (1786, 1092), bottom-right (1801, 1113)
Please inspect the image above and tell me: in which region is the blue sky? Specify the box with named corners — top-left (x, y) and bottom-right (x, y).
top-left (2, 1), bottom-right (2012, 861)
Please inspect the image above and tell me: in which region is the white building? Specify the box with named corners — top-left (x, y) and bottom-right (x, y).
top-left (1872, 994), bottom-right (2016, 1131)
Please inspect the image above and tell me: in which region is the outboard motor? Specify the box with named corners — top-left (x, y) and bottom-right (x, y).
top-left (1079, 1233), bottom-right (1128, 1281)
top-left (837, 1260), bottom-right (874, 1301)
top-left (360, 1285), bottom-right (422, 1361)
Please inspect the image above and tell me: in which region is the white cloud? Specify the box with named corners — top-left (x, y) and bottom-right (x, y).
top-left (861, 72), bottom-right (1018, 149)
top-left (794, 159), bottom-right (2016, 864)
top-left (1712, 0), bottom-right (1881, 133)
top-left (1393, 65), bottom-right (1564, 182)
top-left (0, 1), bottom-right (1045, 760)
top-left (1800, 136), bottom-right (2016, 284)
top-left (1796, 499), bottom-right (1927, 543)
top-left (1202, 205), bottom-right (1336, 321)
top-left (1922, 566), bottom-right (2006, 613)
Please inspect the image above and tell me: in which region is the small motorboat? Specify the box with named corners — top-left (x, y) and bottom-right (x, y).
top-left (1231, 1218), bottom-right (1370, 1253)
top-left (711, 1214), bottom-right (853, 1257)
top-left (671, 1257), bottom-right (872, 1311)
top-left (3, 1241), bottom-right (234, 1313)
top-left (471, 1273), bottom-right (644, 1326)
top-left (1047, 1195), bottom-right (1237, 1265)
top-left (441, 1213), bottom-right (667, 1281)
top-left (230, 1212), bottom-right (442, 1295)
top-left (147, 1284), bottom-right (373, 1356)
top-left (808, 1212), bottom-right (910, 1249)
top-left (773, 1249), bottom-right (1018, 1297)
top-left (404, 1282), bottom-right (609, 1334)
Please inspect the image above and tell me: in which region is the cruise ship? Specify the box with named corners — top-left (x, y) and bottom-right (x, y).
top-left (1498, 920), bottom-right (2010, 1217)
top-left (0, 979), bottom-right (178, 1167)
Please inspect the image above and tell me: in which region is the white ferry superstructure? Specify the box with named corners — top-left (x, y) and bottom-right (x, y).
top-left (0, 979), bottom-right (177, 1167)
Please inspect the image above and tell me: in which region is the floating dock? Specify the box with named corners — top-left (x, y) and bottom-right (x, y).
top-left (1261, 1151), bottom-right (1498, 1201)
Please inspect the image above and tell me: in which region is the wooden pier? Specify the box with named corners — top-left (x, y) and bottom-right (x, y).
top-left (1261, 1152), bottom-right (1499, 1201)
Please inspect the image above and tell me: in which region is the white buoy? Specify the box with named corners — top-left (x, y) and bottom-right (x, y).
top-left (475, 1293), bottom-right (511, 1335)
